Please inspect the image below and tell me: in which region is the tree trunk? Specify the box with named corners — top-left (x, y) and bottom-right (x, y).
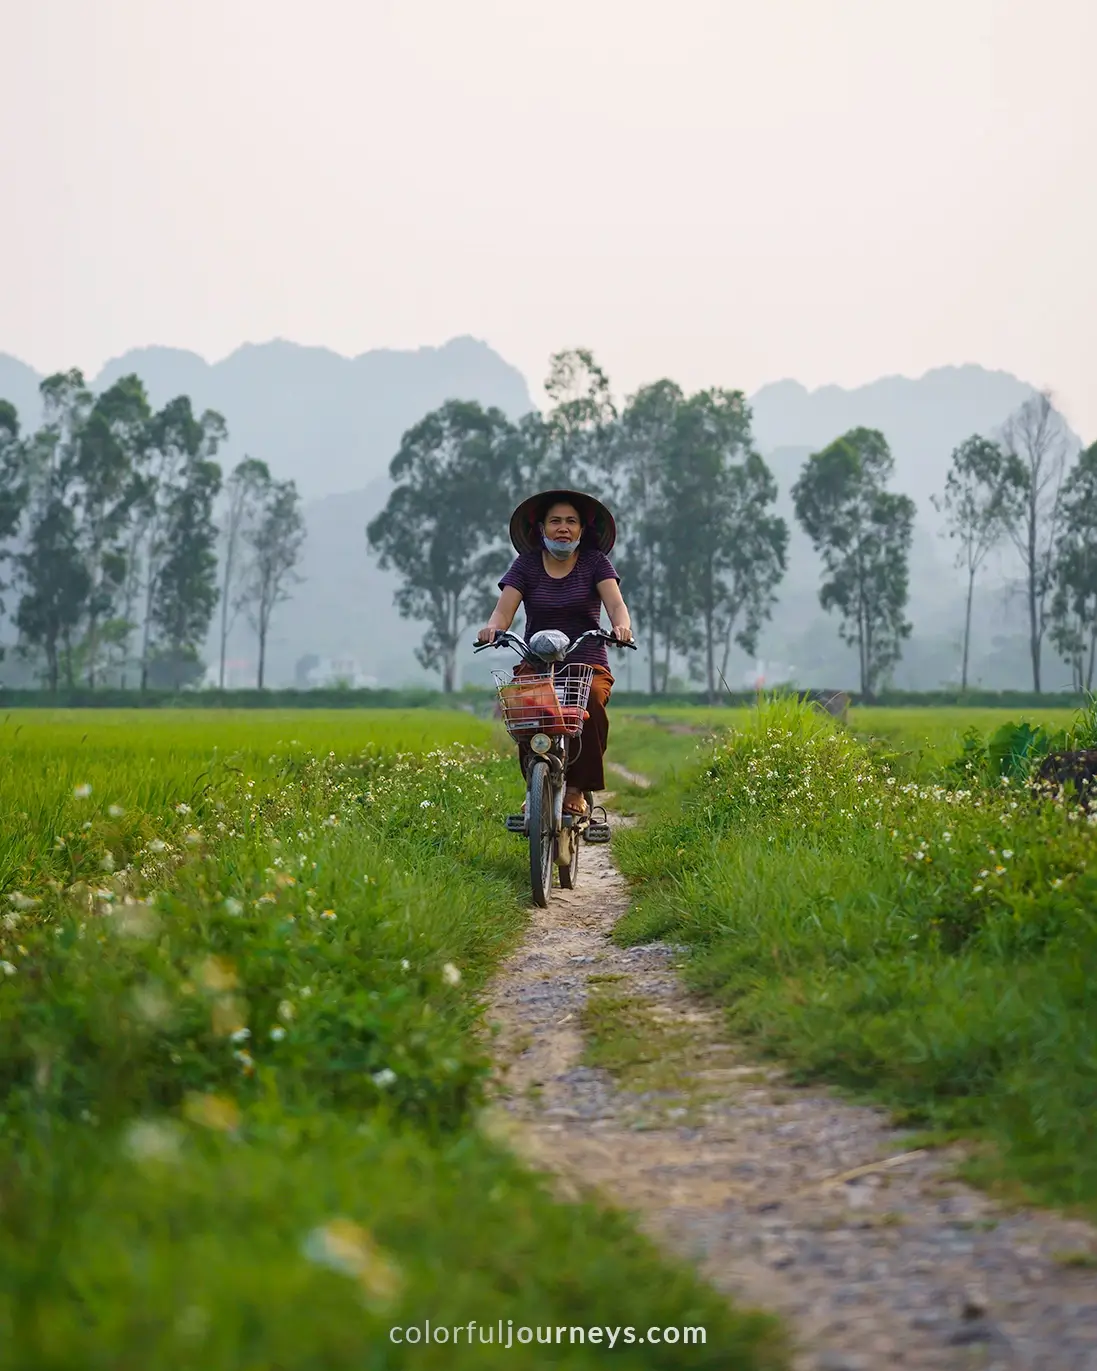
top-left (704, 602), bottom-right (715, 705)
top-left (1027, 498), bottom-right (1041, 694)
top-left (219, 603), bottom-right (229, 689)
top-left (961, 567), bottom-right (975, 691)
top-left (1087, 621), bottom-right (1097, 693)
top-left (858, 598), bottom-right (869, 700)
top-left (62, 632), bottom-right (76, 690)
top-left (86, 612), bottom-right (99, 689)
top-left (644, 554), bottom-right (658, 694)
top-left (257, 622), bottom-right (267, 689)
top-left (219, 543), bottom-right (234, 689)
top-left (719, 612), bottom-right (735, 691)
top-left (140, 588), bottom-right (154, 692)
top-left (443, 649), bottom-right (456, 694)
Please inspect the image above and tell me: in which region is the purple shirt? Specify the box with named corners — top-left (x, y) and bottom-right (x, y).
top-left (499, 548), bottom-right (620, 668)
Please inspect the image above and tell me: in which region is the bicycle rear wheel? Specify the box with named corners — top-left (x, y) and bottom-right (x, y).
top-left (528, 760), bottom-right (555, 907)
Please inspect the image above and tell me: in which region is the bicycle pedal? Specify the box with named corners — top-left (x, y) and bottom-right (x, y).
top-left (585, 822), bottom-right (611, 843)
top-left (504, 815), bottom-right (528, 834)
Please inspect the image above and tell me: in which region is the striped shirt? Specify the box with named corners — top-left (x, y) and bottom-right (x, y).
top-left (499, 548), bottom-right (619, 668)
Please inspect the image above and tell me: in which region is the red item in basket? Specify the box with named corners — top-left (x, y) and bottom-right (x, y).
top-left (506, 677), bottom-right (565, 731)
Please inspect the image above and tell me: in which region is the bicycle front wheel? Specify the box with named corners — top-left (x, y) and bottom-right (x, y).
top-left (528, 759), bottom-right (555, 908)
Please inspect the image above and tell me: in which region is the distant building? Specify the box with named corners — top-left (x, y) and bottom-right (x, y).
top-left (200, 659), bottom-right (253, 689)
top-left (745, 660), bottom-right (797, 689)
top-left (297, 656), bottom-right (378, 689)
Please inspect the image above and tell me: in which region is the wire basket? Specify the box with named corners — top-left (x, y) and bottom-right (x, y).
top-left (492, 664), bottom-right (594, 738)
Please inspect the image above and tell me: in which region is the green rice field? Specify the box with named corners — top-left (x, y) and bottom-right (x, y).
top-left (0, 708), bottom-right (777, 1370)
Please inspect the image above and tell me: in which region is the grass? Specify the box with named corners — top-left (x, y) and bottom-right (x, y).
top-left (613, 697), bottom-right (1097, 1217)
top-left (0, 710), bottom-right (782, 1369)
top-left (849, 706), bottom-right (1080, 776)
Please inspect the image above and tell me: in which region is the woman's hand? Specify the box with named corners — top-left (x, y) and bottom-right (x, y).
top-left (611, 623), bottom-right (634, 644)
top-left (476, 626), bottom-right (498, 644)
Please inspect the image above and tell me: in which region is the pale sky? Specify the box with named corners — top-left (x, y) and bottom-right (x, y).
top-left (3, 0), bottom-right (1095, 435)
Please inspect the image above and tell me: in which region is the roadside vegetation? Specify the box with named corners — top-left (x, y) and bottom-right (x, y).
top-left (613, 697), bottom-right (1097, 1216)
top-left (0, 710), bottom-right (778, 1370)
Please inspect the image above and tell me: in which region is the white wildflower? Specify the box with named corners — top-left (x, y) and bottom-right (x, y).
top-left (175, 802), bottom-right (192, 815)
top-left (223, 897), bottom-right (244, 917)
top-left (73, 783), bottom-right (92, 799)
top-left (124, 1119), bottom-right (183, 1165)
top-left (442, 962), bottom-right (461, 986)
top-left (270, 1026), bottom-right (287, 1042)
top-left (108, 804), bottom-right (126, 818)
top-left (0, 961), bottom-right (17, 976)
top-left (372, 1068), bottom-right (397, 1088)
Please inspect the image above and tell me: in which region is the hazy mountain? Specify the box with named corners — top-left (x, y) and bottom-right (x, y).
top-left (0, 354), bottom-right (43, 433)
top-left (752, 364), bottom-right (1036, 495)
top-left (1, 335), bottom-right (534, 500)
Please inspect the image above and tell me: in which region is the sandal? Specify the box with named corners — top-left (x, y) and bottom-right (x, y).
top-left (563, 791), bottom-right (588, 817)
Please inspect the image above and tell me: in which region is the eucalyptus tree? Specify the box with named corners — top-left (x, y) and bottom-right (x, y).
top-left (793, 427), bottom-right (915, 700)
top-left (932, 434), bottom-right (1025, 689)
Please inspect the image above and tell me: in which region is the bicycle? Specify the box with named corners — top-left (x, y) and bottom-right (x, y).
top-left (473, 626), bottom-right (638, 907)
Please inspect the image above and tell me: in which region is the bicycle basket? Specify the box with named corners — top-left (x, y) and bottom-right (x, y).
top-left (493, 664), bottom-right (594, 737)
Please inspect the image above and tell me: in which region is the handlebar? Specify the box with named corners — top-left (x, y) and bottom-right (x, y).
top-left (473, 628), bottom-right (637, 659)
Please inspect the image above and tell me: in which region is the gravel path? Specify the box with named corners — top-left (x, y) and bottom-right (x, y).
top-left (482, 804), bottom-right (1097, 1371)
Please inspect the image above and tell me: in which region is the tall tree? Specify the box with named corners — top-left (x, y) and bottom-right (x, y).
top-left (12, 371), bottom-right (93, 690)
top-left (931, 434), bottom-right (1025, 689)
top-left (663, 390), bottom-right (787, 703)
top-left (239, 477), bottom-right (305, 689)
top-left (792, 427), bottom-right (915, 700)
top-left (72, 376), bottom-right (150, 686)
top-left (540, 348), bottom-right (618, 494)
top-left (0, 402), bottom-right (27, 656)
top-left (998, 393), bottom-right (1074, 693)
top-left (367, 400), bottom-right (519, 692)
top-left (614, 380), bottom-right (683, 692)
top-left (134, 398), bottom-right (227, 690)
top-left (217, 457), bottom-right (271, 687)
top-left (146, 453), bottom-right (223, 689)
top-left (1049, 441), bottom-right (1097, 692)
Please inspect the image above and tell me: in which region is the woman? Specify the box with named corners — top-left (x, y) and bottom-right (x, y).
top-left (477, 489), bottom-right (633, 816)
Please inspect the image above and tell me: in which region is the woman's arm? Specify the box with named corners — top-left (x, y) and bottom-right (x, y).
top-left (477, 585), bottom-right (523, 643)
top-left (597, 579), bottom-right (633, 643)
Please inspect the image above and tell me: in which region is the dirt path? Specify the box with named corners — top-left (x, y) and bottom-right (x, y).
top-left (482, 803), bottom-right (1097, 1371)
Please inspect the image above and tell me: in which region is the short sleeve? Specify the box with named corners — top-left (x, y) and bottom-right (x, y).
top-left (499, 555), bottom-right (528, 595)
top-left (591, 550), bottom-right (620, 585)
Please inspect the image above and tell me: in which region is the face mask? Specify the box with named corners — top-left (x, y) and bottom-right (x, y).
top-left (542, 531), bottom-right (582, 560)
